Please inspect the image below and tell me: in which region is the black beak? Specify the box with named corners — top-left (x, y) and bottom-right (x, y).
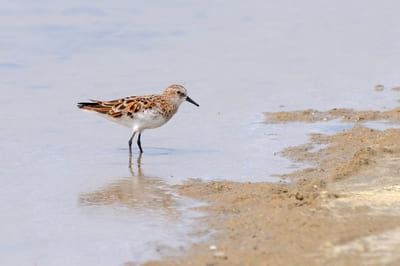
top-left (186, 96), bottom-right (199, 107)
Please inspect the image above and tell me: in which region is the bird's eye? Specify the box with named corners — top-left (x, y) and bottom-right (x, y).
top-left (177, 91), bottom-right (181, 95)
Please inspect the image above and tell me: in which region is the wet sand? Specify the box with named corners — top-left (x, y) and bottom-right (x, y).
top-left (145, 107), bottom-right (400, 266)
top-left (264, 107), bottom-right (400, 123)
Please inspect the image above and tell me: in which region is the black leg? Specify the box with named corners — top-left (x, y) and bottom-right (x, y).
top-left (128, 132), bottom-right (136, 155)
top-left (137, 133), bottom-right (143, 153)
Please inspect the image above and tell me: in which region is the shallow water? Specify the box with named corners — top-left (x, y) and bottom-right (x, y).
top-left (1, 1), bottom-right (400, 265)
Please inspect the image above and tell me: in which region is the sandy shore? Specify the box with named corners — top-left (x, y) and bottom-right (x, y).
top-left (145, 107), bottom-right (400, 266)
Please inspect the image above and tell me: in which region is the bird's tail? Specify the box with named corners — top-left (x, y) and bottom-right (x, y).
top-left (77, 100), bottom-right (110, 114)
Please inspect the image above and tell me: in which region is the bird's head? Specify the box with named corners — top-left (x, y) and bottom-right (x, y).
top-left (163, 84), bottom-right (199, 107)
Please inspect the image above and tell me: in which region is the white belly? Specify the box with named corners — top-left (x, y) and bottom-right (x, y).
top-left (131, 111), bottom-right (169, 131)
top-left (96, 109), bottom-right (170, 132)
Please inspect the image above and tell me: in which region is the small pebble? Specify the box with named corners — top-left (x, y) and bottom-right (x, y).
top-left (354, 243), bottom-right (366, 252)
top-left (324, 241), bottom-right (333, 248)
top-left (295, 192), bottom-right (304, 201)
top-left (209, 245), bottom-right (217, 251)
top-left (214, 251), bottom-right (228, 260)
top-left (320, 191), bottom-right (329, 199)
top-left (374, 84), bottom-right (384, 91)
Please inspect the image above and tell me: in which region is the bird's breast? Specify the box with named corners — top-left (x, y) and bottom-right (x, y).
top-left (130, 109), bottom-right (172, 130)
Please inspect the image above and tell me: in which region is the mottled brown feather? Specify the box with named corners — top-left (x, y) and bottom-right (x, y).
top-left (78, 95), bottom-right (176, 119)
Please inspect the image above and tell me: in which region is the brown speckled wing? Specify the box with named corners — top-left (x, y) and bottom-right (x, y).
top-left (80, 95), bottom-right (161, 118)
top-left (77, 98), bottom-right (124, 118)
top-left (78, 94), bottom-right (173, 119)
top-left (107, 96), bottom-right (156, 118)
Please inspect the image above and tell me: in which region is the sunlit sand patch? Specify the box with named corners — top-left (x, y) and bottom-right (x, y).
top-left (326, 228), bottom-right (400, 265)
top-left (264, 107), bottom-right (400, 124)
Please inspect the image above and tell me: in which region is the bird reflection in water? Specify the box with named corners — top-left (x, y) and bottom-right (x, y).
top-left (79, 154), bottom-right (179, 213)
